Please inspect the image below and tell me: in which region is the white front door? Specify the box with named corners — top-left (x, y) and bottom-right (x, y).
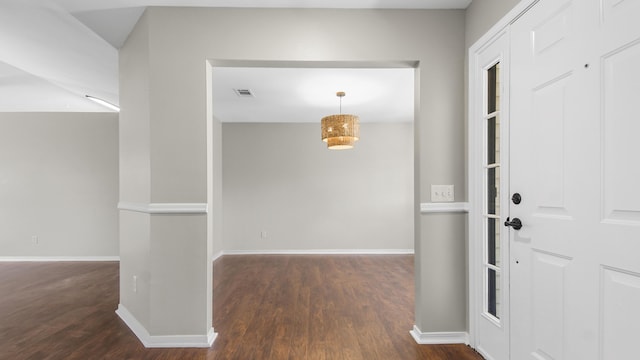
top-left (509, 0), bottom-right (640, 359)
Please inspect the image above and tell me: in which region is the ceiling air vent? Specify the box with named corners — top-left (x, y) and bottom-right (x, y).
top-left (233, 88), bottom-right (254, 97)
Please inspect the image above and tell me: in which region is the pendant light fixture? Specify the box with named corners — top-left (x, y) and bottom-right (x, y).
top-left (321, 91), bottom-right (360, 150)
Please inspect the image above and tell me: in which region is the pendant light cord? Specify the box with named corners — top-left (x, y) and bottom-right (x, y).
top-left (336, 91), bottom-right (345, 114)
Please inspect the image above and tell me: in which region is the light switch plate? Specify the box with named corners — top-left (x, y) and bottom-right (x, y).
top-left (431, 185), bottom-right (454, 202)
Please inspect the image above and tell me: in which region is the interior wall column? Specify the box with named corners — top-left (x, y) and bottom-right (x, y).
top-left (116, 9), bottom-right (215, 347)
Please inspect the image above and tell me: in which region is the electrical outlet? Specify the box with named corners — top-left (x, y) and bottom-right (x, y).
top-left (133, 275), bottom-right (137, 293)
top-left (431, 185), bottom-right (455, 202)
top-left (260, 231), bottom-right (268, 239)
top-left (31, 235), bottom-right (38, 244)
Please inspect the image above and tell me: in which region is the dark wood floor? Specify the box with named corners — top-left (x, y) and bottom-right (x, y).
top-left (0, 255), bottom-right (483, 359)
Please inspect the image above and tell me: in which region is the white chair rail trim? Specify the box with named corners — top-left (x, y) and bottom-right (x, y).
top-left (420, 202), bottom-right (470, 214)
top-left (118, 202), bottom-right (208, 214)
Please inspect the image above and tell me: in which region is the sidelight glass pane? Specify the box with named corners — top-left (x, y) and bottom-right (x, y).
top-left (488, 268), bottom-right (500, 319)
top-left (487, 218), bottom-right (501, 266)
top-left (487, 65), bottom-right (498, 114)
top-left (487, 116), bottom-right (501, 165)
top-left (487, 167), bottom-right (500, 215)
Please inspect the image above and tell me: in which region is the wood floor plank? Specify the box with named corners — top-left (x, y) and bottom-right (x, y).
top-left (0, 256), bottom-right (484, 359)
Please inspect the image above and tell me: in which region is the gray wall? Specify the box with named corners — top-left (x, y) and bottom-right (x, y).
top-left (119, 11), bottom-right (152, 329)
top-left (210, 115), bottom-right (223, 258)
top-left (465, 0), bottom-right (522, 47)
top-left (222, 122), bottom-right (414, 252)
top-left (119, 7), bottom-right (466, 338)
top-left (0, 112), bottom-right (118, 257)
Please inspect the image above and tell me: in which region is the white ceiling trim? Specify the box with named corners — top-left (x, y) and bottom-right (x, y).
top-left (55, 0), bottom-right (472, 13)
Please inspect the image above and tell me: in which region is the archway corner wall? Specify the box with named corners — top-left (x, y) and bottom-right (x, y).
top-left (118, 6), bottom-right (466, 346)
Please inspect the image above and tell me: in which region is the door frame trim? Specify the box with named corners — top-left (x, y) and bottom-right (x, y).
top-left (467, 0), bottom-right (539, 353)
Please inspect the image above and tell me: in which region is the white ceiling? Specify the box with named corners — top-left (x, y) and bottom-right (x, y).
top-left (0, 0), bottom-right (470, 118)
top-left (212, 67), bottom-right (415, 123)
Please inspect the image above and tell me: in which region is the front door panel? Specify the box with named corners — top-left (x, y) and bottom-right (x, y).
top-left (509, 0), bottom-right (640, 359)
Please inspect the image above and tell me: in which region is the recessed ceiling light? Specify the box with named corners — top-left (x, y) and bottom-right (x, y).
top-left (85, 95), bottom-right (120, 112)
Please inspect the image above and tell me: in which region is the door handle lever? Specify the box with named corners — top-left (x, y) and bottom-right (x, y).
top-left (504, 217), bottom-right (523, 230)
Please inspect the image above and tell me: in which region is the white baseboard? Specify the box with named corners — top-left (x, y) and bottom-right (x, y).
top-left (410, 325), bottom-right (469, 345)
top-left (219, 249), bottom-right (414, 256)
top-left (116, 304), bottom-right (216, 348)
top-left (0, 256), bottom-right (120, 262)
top-left (212, 250), bottom-right (224, 262)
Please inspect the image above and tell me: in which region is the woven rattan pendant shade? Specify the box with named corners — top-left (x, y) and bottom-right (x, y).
top-left (321, 92), bottom-right (360, 150)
